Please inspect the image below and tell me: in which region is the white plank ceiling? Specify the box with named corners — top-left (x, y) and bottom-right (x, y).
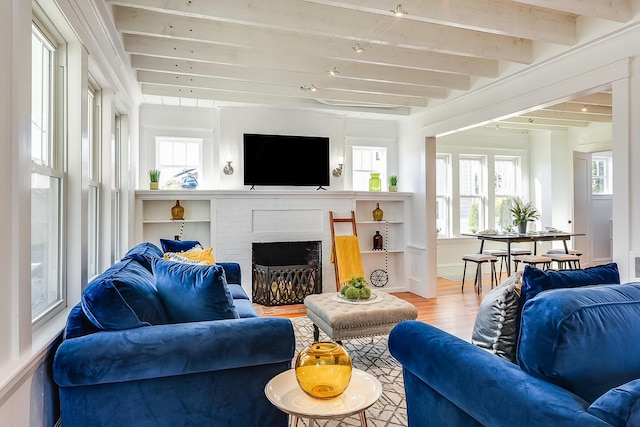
top-left (106, 0), bottom-right (629, 125)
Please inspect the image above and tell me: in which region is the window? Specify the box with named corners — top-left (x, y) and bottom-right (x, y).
top-left (435, 154), bottom-right (450, 237)
top-left (459, 156), bottom-right (485, 234)
top-left (592, 153), bottom-right (612, 195)
top-left (494, 156), bottom-right (520, 231)
top-left (87, 85), bottom-right (100, 278)
top-left (352, 146), bottom-right (387, 191)
top-left (437, 150), bottom-right (524, 237)
top-left (155, 136), bottom-right (202, 189)
top-left (31, 21), bottom-right (65, 323)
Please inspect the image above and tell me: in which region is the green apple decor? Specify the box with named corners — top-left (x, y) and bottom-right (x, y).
top-left (340, 276), bottom-right (372, 300)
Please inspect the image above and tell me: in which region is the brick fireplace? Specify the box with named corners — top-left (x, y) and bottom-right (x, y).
top-left (251, 241), bottom-right (322, 306)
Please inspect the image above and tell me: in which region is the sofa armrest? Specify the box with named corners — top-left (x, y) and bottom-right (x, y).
top-left (54, 317), bottom-right (294, 387)
top-left (389, 321), bottom-right (610, 427)
top-left (217, 262), bottom-right (241, 284)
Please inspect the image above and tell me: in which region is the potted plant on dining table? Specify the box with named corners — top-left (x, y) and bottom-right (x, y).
top-left (510, 197), bottom-right (539, 234)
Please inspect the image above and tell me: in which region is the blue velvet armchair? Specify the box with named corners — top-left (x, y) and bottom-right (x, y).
top-left (390, 279), bottom-right (640, 427)
top-left (54, 242), bottom-right (295, 427)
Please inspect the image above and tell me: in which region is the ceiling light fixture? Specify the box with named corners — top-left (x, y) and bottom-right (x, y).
top-left (391, 4), bottom-right (407, 16)
top-left (329, 67), bottom-right (339, 76)
top-left (300, 84), bottom-right (318, 92)
top-left (352, 42), bottom-right (365, 53)
top-left (581, 105), bottom-right (588, 112)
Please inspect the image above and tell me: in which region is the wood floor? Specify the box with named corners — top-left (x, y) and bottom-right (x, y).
top-left (254, 276), bottom-right (490, 341)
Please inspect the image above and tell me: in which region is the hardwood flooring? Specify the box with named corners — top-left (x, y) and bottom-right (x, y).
top-left (254, 276), bottom-right (490, 340)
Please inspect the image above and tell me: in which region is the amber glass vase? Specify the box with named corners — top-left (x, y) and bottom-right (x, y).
top-left (171, 200), bottom-right (185, 220)
top-left (295, 342), bottom-right (352, 399)
top-left (372, 203), bottom-right (384, 221)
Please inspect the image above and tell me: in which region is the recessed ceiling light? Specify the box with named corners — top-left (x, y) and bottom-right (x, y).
top-left (391, 4), bottom-right (407, 17)
top-left (352, 42), bottom-right (365, 53)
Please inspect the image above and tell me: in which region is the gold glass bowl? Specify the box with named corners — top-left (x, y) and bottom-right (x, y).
top-left (294, 341), bottom-right (352, 399)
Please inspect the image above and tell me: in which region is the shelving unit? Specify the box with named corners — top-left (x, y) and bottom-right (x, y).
top-left (136, 193), bottom-right (214, 247)
top-left (354, 197), bottom-right (407, 291)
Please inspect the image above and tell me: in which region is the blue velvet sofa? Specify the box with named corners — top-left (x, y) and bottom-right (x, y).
top-left (53, 242), bottom-right (295, 427)
top-left (389, 265), bottom-right (640, 427)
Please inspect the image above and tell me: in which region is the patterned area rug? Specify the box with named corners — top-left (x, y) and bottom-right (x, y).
top-left (291, 316), bottom-right (407, 427)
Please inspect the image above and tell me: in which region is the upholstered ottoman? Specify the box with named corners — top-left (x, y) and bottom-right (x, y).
top-left (304, 291), bottom-right (418, 342)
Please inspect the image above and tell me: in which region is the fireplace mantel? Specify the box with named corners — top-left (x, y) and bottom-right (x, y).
top-left (135, 190), bottom-right (412, 299)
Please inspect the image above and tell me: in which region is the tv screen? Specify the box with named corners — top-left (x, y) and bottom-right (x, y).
top-left (243, 133), bottom-right (330, 188)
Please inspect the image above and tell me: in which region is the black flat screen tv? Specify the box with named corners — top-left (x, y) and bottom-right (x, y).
top-left (243, 133), bottom-right (330, 188)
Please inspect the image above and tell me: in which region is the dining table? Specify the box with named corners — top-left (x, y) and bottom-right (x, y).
top-left (463, 231), bottom-right (585, 276)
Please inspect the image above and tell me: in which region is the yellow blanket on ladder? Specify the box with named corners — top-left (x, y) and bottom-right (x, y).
top-left (331, 235), bottom-right (365, 284)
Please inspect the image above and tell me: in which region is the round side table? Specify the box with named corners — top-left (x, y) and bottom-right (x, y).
top-left (265, 368), bottom-right (382, 427)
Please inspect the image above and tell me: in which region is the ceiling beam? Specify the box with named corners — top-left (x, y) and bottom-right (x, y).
top-left (513, 0), bottom-right (631, 22)
top-left (303, 0), bottom-right (577, 44)
top-left (114, 6), bottom-right (500, 78)
top-left (141, 83), bottom-right (413, 115)
top-left (130, 55), bottom-right (449, 99)
top-left (523, 109), bottom-right (612, 123)
top-left (108, 0), bottom-right (533, 63)
top-left (136, 70), bottom-right (429, 107)
top-left (123, 34), bottom-right (471, 90)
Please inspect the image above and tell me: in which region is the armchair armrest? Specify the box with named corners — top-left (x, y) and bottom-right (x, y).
top-left (389, 321), bottom-right (609, 427)
top-left (54, 317), bottom-right (294, 387)
top-left (217, 262), bottom-right (241, 284)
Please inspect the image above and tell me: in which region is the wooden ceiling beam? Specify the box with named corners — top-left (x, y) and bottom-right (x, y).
top-left (304, 0), bottom-right (576, 44)
top-left (114, 6), bottom-right (499, 78)
top-left (513, 0), bottom-right (631, 22)
top-left (108, 0), bottom-right (533, 63)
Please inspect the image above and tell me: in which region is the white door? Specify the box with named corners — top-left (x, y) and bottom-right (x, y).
top-left (573, 152), bottom-right (592, 266)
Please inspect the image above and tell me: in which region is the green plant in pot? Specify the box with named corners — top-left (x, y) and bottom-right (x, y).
top-left (339, 276), bottom-right (372, 300)
top-left (389, 175), bottom-right (398, 192)
top-left (510, 197), bottom-right (539, 234)
top-left (149, 169), bottom-right (161, 190)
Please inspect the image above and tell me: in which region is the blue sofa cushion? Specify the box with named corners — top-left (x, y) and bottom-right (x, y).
top-left (121, 241), bottom-right (163, 272)
top-left (153, 258), bottom-right (239, 322)
top-left (64, 303), bottom-right (101, 339)
top-left (588, 379), bottom-right (640, 427)
top-left (471, 272), bottom-right (521, 362)
top-left (160, 238), bottom-right (202, 253)
top-left (520, 263), bottom-right (620, 310)
top-left (82, 259), bottom-right (169, 330)
top-left (518, 282), bottom-right (640, 403)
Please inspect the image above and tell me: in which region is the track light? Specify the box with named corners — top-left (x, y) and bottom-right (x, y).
top-left (300, 84), bottom-right (317, 92)
top-left (581, 105), bottom-right (588, 112)
top-left (391, 4), bottom-right (407, 16)
top-left (352, 42), bottom-right (365, 53)
top-left (329, 67), bottom-right (339, 76)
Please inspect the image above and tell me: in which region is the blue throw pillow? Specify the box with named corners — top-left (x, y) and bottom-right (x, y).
top-left (520, 262), bottom-right (620, 310)
top-left (152, 258), bottom-right (239, 323)
top-left (160, 238), bottom-right (202, 253)
top-left (82, 259), bottom-right (169, 330)
top-left (121, 242), bottom-right (163, 272)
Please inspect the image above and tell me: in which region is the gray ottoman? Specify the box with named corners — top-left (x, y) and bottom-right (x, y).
top-left (304, 291), bottom-right (418, 342)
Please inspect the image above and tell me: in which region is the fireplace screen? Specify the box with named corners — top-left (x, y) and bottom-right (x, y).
top-left (252, 241), bottom-right (322, 306)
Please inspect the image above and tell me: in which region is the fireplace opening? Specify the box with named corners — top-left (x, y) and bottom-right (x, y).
top-left (252, 241), bottom-right (322, 306)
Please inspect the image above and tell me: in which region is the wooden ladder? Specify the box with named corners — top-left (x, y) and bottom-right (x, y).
top-left (329, 211), bottom-right (358, 291)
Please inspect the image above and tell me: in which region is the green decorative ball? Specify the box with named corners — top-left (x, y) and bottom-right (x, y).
top-left (344, 287), bottom-right (360, 300)
top-left (359, 287), bottom-right (372, 299)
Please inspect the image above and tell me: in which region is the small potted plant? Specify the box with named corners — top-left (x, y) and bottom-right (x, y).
top-left (389, 175), bottom-right (398, 192)
top-left (149, 169), bottom-right (161, 190)
top-left (510, 197), bottom-right (539, 234)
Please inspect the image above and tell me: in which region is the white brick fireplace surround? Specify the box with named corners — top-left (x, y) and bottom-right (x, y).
top-left (135, 190), bottom-right (412, 300)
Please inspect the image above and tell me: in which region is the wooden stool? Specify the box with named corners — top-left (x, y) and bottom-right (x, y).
top-left (543, 253), bottom-right (581, 269)
top-left (461, 253), bottom-right (498, 295)
top-left (483, 249), bottom-right (507, 280)
top-left (513, 254), bottom-right (551, 271)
